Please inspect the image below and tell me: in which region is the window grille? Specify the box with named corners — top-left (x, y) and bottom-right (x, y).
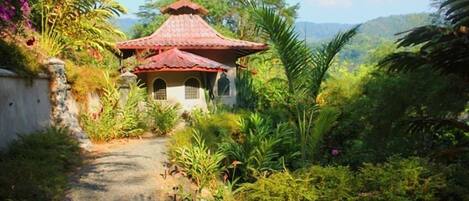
top-left (217, 73), bottom-right (230, 96)
top-left (185, 78), bottom-right (200, 99)
top-left (153, 78), bottom-right (167, 100)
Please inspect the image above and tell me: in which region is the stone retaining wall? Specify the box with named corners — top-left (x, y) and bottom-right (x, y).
top-left (0, 58), bottom-right (92, 150)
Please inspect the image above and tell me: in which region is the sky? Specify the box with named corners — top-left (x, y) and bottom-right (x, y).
top-left (117, 0), bottom-right (433, 24)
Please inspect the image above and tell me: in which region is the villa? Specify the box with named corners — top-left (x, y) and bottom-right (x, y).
top-left (117, 0), bottom-right (267, 110)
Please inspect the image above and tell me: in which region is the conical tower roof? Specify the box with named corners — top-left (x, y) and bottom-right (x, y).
top-left (161, 0), bottom-right (208, 15)
top-left (117, 0), bottom-right (267, 58)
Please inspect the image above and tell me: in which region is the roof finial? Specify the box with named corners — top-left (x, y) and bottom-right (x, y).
top-left (161, 0), bottom-right (208, 15)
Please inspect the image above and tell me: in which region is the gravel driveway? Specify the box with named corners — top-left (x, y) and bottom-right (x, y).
top-left (67, 137), bottom-right (192, 201)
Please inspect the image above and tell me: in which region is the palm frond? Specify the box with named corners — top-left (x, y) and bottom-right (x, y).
top-left (380, 0), bottom-right (469, 79)
top-left (248, 1), bottom-right (313, 94)
top-left (441, 0), bottom-right (469, 27)
top-left (309, 26), bottom-right (359, 98)
top-left (309, 107), bottom-right (340, 159)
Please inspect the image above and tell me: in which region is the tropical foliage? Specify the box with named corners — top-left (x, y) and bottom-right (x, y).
top-left (81, 73), bottom-right (147, 141)
top-left (236, 157), bottom-right (446, 201)
top-left (0, 128), bottom-right (81, 201)
top-left (31, 0), bottom-right (126, 57)
top-left (175, 130), bottom-right (225, 191)
top-left (146, 101), bottom-right (181, 135)
top-left (166, 0), bottom-right (468, 200)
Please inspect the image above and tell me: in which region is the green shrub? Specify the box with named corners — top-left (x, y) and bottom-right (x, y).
top-left (81, 73), bottom-right (146, 141)
top-left (65, 62), bottom-right (110, 103)
top-left (236, 157), bottom-right (447, 201)
top-left (237, 165), bottom-right (353, 201)
top-left (438, 163), bottom-right (469, 201)
top-left (119, 83), bottom-right (147, 137)
top-left (192, 111), bottom-right (241, 150)
top-left (0, 39), bottom-right (44, 77)
top-left (220, 113), bottom-right (298, 181)
top-left (146, 101), bottom-right (181, 135)
top-left (175, 130), bottom-right (225, 191)
top-left (168, 127), bottom-right (193, 161)
top-left (0, 128), bottom-right (81, 201)
top-left (237, 171), bottom-right (318, 201)
top-left (356, 157), bottom-right (446, 201)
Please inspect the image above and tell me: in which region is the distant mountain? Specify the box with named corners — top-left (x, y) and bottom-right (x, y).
top-left (359, 13), bottom-right (432, 38)
top-left (295, 22), bottom-right (355, 41)
top-left (295, 13), bottom-right (432, 42)
top-left (295, 13), bottom-right (432, 64)
top-left (111, 18), bottom-right (139, 34)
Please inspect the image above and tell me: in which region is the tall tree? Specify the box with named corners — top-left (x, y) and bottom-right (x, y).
top-left (247, 0), bottom-right (358, 161)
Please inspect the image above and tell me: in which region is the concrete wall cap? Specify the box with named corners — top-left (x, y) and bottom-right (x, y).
top-left (0, 68), bottom-right (49, 79)
top-left (0, 68), bottom-right (18, 77)
top-left (45, 58), bottom-right (65, 65)
top-left (120, 71), bottom-right (137, 78)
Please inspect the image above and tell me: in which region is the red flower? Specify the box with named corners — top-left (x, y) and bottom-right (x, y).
top-left (26, 37), bottom-right (35, 46)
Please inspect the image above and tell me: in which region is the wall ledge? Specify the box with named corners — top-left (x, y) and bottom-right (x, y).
top-left (0, 68), bottom-right (49, 79)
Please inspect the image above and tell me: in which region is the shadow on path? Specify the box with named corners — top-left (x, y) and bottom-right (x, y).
top-left (67, 137), bottom-right (170, 201)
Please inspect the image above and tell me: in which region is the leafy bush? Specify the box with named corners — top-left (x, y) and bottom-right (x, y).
top-left (237, 166), bottom-right (353, 201)
top-left (220, 113), bottom-right (298, 181)
top-left (438, 163), bottom-right (469, 201)
top-left (175, 130), bottom-right (225, 191)
top-left (356, 157), bottom-right (446, 201)
top-left (146, 101), bottom-right (181, 135)
top-left (65, 62), bottom-right (110, 103)
top-left (236, 157), bottom-right (446, 201)
top-left (119, 82), bottom-right (147, 137)
top-left (237, 171), bottom-right (318, 201)
top-left (0, 128), bottom-right (81, 201)
top-left (168, 127), bottom-right (193, 161)
top-left (81, 73), bottom-right (146, 141)
top-left (323, 69), bottom-right (468, 166)
top-left (191, 111), bottom-right (241, 150)
top-left (0, 39), bottom-right (44, 77)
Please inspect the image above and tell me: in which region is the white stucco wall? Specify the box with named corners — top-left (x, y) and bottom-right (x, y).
top-left (146, 71), bottom-right (208, 111)
top-left (0, 69), bottom-right (51, 150)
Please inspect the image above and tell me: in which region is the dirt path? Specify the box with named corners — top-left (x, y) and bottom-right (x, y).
top-left (67, 137), bottom-right (193, 201)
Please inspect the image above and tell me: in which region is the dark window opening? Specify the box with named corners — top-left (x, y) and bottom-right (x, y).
top-left (185, 78), bottom-right (200, 99)
top-left (217, 73), bottom-right (230, 96)
top-left (153, 78), bottom-right (167, 100)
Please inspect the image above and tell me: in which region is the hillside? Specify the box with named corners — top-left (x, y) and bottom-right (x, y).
top-left (295, 13), bottom-right (432, 42)
top-left (297, 13), bottom-right (432, 64)
top-left (294, 22), bottom-right (355, 41)
top-left (111, 18), bottom-right (138, 35)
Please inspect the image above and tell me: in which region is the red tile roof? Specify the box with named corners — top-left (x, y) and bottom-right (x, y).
top-left (117, 14), bottom-right (267, 54)
top-left (133, 48), bottom-right (229, 73)
top-left (161, 0), bottom-right (208, 15)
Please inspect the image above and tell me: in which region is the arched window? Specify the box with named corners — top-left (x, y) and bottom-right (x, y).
top-left (153, 78), bottom-right (167, 100)
top-left (185, 78), bottom-right (200, 99)
top-left (217, 73), bottom-right (230, 96)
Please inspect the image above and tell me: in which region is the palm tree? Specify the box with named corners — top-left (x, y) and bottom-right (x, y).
top-left (246, 1), bottom-right (358, 161)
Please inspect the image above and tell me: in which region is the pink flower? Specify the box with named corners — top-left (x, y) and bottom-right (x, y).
top-left (331, 149), bottom-right (340, 156)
